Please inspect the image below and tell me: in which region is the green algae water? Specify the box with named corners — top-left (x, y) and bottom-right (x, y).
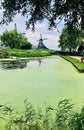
top-left (0, 56), bottom-right (84, 110)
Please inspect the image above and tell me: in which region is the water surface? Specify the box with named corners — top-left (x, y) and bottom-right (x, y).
top-left (0, 56), bottom-right (84, 110)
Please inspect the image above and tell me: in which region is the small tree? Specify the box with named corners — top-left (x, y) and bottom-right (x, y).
top-left (0, 30), bottom-right (32, 49)
top-left (59, 27), bottom-right (83, 52)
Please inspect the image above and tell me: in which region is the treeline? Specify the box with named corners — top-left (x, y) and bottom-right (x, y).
top-left (0, 99), bottom-right (84, 130)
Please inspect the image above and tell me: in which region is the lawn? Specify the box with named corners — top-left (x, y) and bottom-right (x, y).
top-left (3, 48), bottom-right (55, 57)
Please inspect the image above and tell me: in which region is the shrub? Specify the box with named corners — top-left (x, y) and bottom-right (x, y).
top-left (0, 49), bottom-right (9, 58)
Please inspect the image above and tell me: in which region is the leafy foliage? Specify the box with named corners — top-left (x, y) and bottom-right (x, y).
top-left (59, 27), bottom-right (83, 52)
top-left (69, 106), bottom-right (84, 130)
top-left (0, 29), bottom-right (32, 49)
top-left (1, 0), bottom-right (84, 30)
top-left (55, 99), bottom-right (73, 130)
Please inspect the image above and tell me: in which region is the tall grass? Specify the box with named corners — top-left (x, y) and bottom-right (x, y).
top-left (0, 99), bottom-right (84, 130)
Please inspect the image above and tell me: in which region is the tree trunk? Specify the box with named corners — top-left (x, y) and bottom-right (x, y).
top-left (69, 48), bottom-right (72, 53)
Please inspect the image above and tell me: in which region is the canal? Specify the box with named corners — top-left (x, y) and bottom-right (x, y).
top-left (0, 56), bottom-right (83, 110)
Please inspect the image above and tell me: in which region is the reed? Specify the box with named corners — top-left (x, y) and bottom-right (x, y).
top-left (0, 99), bottom-right (84, 130)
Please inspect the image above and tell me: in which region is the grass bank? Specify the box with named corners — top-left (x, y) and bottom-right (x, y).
top-left (61, 55), bottom-right (84, 73)
top-left (3, 48), bottom-right (55, 58)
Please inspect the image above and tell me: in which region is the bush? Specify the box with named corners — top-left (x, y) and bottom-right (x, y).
top-left (0, 49), bottom-right (9, 58)
top-left (21, 42), bottom-right (32, 49)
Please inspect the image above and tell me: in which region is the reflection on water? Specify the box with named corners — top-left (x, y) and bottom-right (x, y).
top-left (27, 59), bottom-right (45, 68)
top-left (0, 59), bottom-right (46, 70)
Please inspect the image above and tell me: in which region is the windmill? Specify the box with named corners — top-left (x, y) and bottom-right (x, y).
top-left (37, 34), bottom-right (48, 49)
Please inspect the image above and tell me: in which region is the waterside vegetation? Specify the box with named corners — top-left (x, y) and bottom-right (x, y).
top-left (0, 99), bottom-right (84, 130)
top-left (0, 49), bottom-right (9, 58)
top-left (61, 55), bottom-right (84, 73)
top-left (4, 48), bottom-right (55, 57)
top-left (0, 48), bottom-right (55, 58)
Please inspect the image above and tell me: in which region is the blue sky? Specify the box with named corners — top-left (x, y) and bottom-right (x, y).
top-left (0, 9), bottom-right (64, 50)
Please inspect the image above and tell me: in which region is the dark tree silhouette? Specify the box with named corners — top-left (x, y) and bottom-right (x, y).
top-left (0, 0), bottom-right (84, 30)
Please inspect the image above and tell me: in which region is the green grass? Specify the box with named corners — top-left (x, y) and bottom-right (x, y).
top-left (3, 48), bottom-right (55, 57)
top-left (61, 55), bottom-right (84, 72)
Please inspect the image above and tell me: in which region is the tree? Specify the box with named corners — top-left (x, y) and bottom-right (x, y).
top-left (59, 27), bottom-right (83, 52)
top-left (0, 29), bottom-right (32, 49)
top-left (0, 0), bottom-right (84, 30)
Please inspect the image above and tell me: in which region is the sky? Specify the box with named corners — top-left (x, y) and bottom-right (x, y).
top-left (0, 7), bottom-right (64, 50)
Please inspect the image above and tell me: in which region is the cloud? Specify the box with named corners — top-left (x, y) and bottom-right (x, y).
top-left (43, 34), bottom-right (59, 50)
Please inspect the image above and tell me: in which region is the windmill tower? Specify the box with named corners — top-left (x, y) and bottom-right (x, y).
top-left (37, 34), bottom-right (48, 49)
